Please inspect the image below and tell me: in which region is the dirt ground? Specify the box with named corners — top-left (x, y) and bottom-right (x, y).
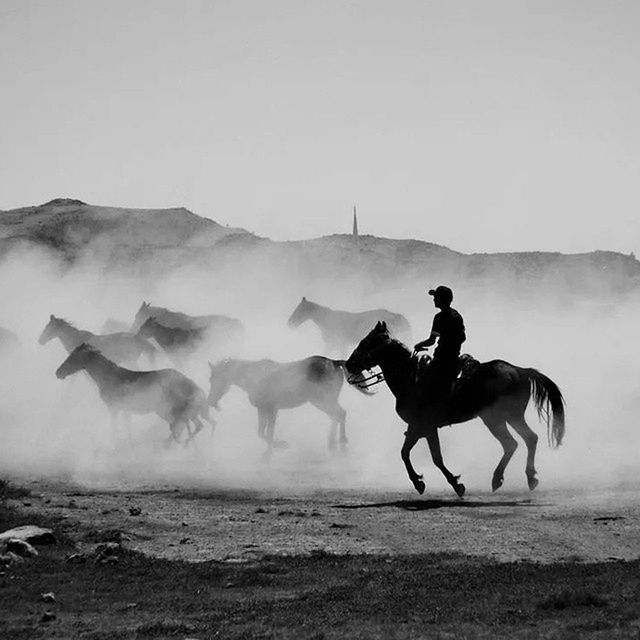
top-left (11, 480), bottom-right (640, 564)
top-left (3, 476), bottom-right (640, 639)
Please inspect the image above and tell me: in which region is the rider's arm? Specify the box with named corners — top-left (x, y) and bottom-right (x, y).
top-left (414, 331), bottom-right (439, 351)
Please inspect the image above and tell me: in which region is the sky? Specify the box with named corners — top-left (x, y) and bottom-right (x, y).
top-left (1, 0), bottom-right (639, 254)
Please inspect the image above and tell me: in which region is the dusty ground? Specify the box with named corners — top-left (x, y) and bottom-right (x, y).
top-left (10, 481), bottom-right (640, 564)
top-left (3, 476), bottom-right (640, 639)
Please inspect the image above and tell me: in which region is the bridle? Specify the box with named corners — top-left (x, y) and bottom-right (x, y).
top-left (347, 367), bottom-right (385, 390)
top-left (346, 335), bottom-right (398, 391)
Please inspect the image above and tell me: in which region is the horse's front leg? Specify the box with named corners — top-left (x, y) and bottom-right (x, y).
top-left (337, 406), bottom-right (347, 452)
top-left (426, 429), bottom-right (465, 498)
top-left (258, 409), bottom-right (278, 460)
top-left (257, 410), bottom-right (267, 441)
top-left (265, 410), bottom-right (277, 448)
top-left (401, 428), bottom-right (425, 494)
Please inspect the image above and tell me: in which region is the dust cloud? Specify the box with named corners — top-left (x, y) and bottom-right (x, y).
top-left (0, 236), bottom-right (639, 498)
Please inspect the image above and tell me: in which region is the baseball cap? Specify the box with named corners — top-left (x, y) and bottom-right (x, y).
top-left (428, 285), bottom-right (453, 302)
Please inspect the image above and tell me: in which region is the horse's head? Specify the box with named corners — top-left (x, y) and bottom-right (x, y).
top-left (208, 360), bottom-right (232, 409)
top-left (39, 314), bottom-right (63, 345)
top-left (56, 343), bottom-right (96, 379)
top-left (287, 296), bottom-right (311, 328)
top-left (345, 321), bottom-right (391, 375)
top-left (132, 301), bottom-right (151, 332)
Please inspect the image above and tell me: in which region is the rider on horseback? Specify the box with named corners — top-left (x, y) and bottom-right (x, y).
top-left (414, 285), bottom-right (466, 403)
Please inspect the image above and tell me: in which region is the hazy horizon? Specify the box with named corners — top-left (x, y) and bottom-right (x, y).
top-left (2, 1), bottom-right (639, 254)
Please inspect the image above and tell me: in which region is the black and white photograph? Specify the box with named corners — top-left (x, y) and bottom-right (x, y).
top-left (1, 1), bottom-right (640, 637)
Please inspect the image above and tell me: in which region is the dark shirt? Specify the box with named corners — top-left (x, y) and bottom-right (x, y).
top-left (431, 307), bottom-right (466, 355)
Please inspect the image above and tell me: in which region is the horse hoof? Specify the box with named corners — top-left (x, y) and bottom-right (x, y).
top-left (454, 483), bottom-right (466, 498)
top-left (492, 477), bottom-right (503, 492)
top-left (528, 477), bottom-right (539, 491)
top-left (414, 480), bottom-right (426, 495)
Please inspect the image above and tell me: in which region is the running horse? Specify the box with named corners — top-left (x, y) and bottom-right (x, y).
top-left (39, 315), bottom-right (156, 367)
top-left (208, 356), bottom-right (373, 453)
top-left (56, 343), bottom-right (214, 445)
top-left (137, 317), bottom-right (208, 366)
top-left (345, 321), bottom-right (565, 496)
top-left (287, 297), bottom-right (412, 354)
top-left (131, 302), bottom-right (244, 336)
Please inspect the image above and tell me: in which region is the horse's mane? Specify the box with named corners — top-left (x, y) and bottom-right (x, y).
top-left (76, 343), bottom-right (102, 355)
top-left (303, 299), bottom-right (399, 318)
top-left (52, 316), bottom-right (75, 328)
top-left (212, 357), bottom-right (277, 369)
top-left (299, 298), bottom-right (325, 311)
top-left (388, 336), bottom-right (412, 356)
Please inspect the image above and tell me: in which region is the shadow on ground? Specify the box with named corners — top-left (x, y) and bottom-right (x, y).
top-left (335, 498), bottom-right (550, 511)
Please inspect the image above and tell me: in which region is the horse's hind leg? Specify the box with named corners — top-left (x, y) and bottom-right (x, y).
top-left (167, 418), bottom-right (187, 446)
top-left (259, 409), bottom-right (279, 459)
top-left (425, 429), bottom-right (465, 498)
top-left (401, 427), bottom-right (426, 494)
top-left (508, 415), bottom-right (539, 490)
top-left (311, 399), bottom-right (347, 452)
top-left (184, 417), bottom-right (204, 448)
top-left (482, 415), bottom-right (518, 492)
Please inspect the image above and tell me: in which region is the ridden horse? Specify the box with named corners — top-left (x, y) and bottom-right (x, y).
top-left (345, 322), bottom-right (565, 496)
top-left (137, 317), bottom-right (207, 365)
top-left (208, 356), bottom-right (373, 453)
top-left (39, 315), bottom-right (156, 367)
top-left (56, 343), bottom-right (214, 445)
top-left (287, 297), bottom-right (412, 354)
top-left (131, 301), bottom-right (244, 337)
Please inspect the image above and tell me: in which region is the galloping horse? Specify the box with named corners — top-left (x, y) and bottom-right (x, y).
top-left (137, 317), bottom-right (207, 365)
top-left (39, 315), bottom-right (156, 366)
top-left (345, 322), bottom-right (565, 496)
top-left (56, 343), bottom-right (214, 445)
top-left (131, 301), bottom-right (244, 337)
top-left (287, 297), bottom-right (412, 354)
top-left (208, 356), bottom-right (373, 453)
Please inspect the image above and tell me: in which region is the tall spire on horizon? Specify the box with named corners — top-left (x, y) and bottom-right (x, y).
top-left (352, 205), bottom-right (359, 243)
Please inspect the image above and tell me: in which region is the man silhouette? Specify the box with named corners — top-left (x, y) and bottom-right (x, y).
top-left (414, 285), bottom-right (466, 401)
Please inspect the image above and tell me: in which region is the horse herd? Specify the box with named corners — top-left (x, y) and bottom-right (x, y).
top-left (18, 295), bottom-right (566, 496)
top-left (36, 299), bottom-right (398, 452)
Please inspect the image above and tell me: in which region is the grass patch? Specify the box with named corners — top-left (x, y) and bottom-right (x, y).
top-left (1, 547), bottom-right (640, 639)
top-left (0, 479), bottom-right (31, 501)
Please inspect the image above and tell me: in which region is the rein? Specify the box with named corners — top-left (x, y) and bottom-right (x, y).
top-left (346, 336), bottom-right (408, 391)
top-left (347, 368), bottom-right (385, 390)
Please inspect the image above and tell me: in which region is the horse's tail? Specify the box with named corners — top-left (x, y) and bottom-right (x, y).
top-left (525, 368), bottom-right (565, 448)
top-left (334, 360), bottom-right (376, 396)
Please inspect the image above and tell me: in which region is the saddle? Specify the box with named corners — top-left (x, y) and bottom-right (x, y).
top-left (414, 352), bottom-right (480, 403)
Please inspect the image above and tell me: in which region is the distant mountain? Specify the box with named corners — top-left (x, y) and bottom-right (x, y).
top-left (0, 198), bottom-right (249, 258)
top-left (1, 198), bottom-right (638, 297)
